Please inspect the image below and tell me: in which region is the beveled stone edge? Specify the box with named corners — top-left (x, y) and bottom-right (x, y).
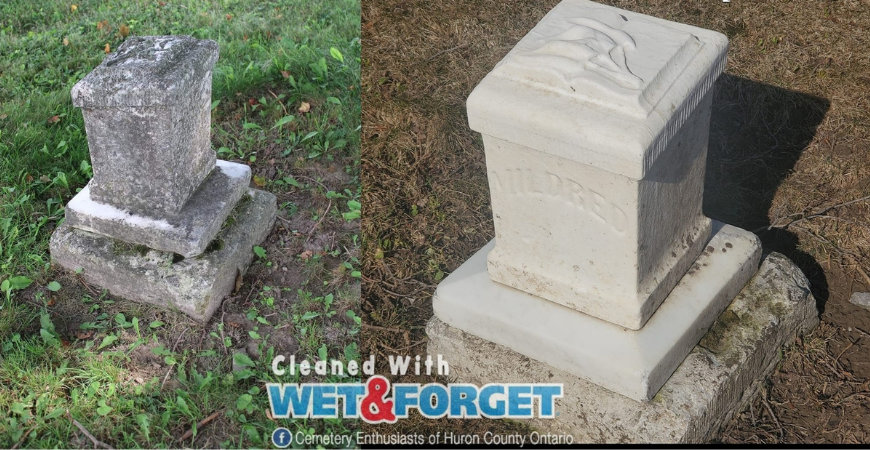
top-left (72, 35), bottom-right (220, 108)
top-left (432, 222), bottom-right (761, 401)
top-left (65, 160), bottom-right (251, 258)
top-left (50, 188), bottom-right (277, 322)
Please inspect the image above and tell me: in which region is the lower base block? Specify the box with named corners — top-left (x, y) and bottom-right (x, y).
top-left (50, 188), bottom-right (276, 322)
top-left (433, 222), bottom-right (762, 401)
top-left (427, 251), bottom-right (819, 443)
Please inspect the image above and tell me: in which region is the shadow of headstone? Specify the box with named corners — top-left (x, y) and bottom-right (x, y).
top-left (705, 74), bottom-right (830, 312)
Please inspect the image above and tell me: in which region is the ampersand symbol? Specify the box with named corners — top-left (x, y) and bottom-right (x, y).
top-left (360, 375), bottom-right (397, 423)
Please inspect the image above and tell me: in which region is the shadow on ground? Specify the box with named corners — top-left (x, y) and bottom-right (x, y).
top-left (705, 74), bottom-right (830, 312)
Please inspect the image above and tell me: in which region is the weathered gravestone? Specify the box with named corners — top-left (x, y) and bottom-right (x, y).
top-left (50, 36), bottom-right (276, 322)
top-left (427, 0), bottom-right (818, 442)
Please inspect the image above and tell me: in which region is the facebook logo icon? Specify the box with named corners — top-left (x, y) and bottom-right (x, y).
top-left (271, 427), bottom-right (292, 448)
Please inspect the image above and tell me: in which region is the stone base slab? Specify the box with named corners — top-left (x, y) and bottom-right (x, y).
top-left (427, 251), bottom-right (819, 443)
top-left (433, 222), bottom-right (761, 401)
top-left (51, 188), bottom-right (276, 322)
top-left (65, 160), bottom-right (251, 258)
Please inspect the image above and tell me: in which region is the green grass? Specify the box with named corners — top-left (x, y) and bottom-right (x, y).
top-left (0, 0), bottom-right (360, 447)
top-left (0, 0), bottom-right (360, 275)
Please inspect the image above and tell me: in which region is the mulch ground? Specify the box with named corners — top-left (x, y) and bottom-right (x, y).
top-left (362, 0), bottom-right (870, 443)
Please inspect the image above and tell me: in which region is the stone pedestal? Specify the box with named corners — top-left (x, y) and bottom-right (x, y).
top-left (429, 0), bottom-right (818, 429)
top-left (71, 35), bottom-right (219, 217)
top-left (467, 0), bottom-right (728, 329)
top-left (51, 36), bottom-right (276, 322)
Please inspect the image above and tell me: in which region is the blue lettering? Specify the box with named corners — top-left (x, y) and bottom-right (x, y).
top-left (418, 384), bottom-right (449, 418)
top-left (507, 385), bottom-right (533, 418)
top-left (394, 384), bottom-right (419, 418)
top-left (267, 383), bottom-right (312, 418)
top-left (533, 385), bottom-right (563, 418)
top-left (479, 385), bottom-right (506, 417)
top-left (449, 384), bottom-right (479, 418)
top-left (337, 385), bottom-right (365, 417)
top-left (266, 382), bottom-right (560, 420)
top-left (311, 385), bottom-right (336, 417)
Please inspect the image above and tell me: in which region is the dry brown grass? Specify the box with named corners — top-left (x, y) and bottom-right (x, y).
top-left (362, 0), bottom-right (870, 443)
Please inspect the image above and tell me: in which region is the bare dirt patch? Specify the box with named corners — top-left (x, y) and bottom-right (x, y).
top-left (363, 0), bottom-right (870, 443)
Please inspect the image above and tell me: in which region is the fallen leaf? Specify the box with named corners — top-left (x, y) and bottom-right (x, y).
top-left (25, 174), bottom-right (33, 183)
top-left (299, 250), bottom-right (314, 260)
top-left (265, 409), bottom-right (275, 421)
top-left (119, 24), bottom-right (130, 37)
top-left (104, 43), bottom-right (111, 53)
top-left (46, 297), bottom-right (55, 306)
top-left (158, 1), bottom-right (166, 6)
top-left (252, 175), bottom-right (266, 187)
top-left (233, 269), bottom-right (243, 294)
top-left (75, 330), bottom-right (94, 340)
top-left (248, 98), bottom-right (258, 106)
top-left (71, 4), bottom-right (78, 12)
top-left (97, 20), bottom-right (108, 30)
top-left (39, 175), bottom-right (51, 183)
top-left (0, 114), bottom-right (7, 119)
top-left (298, 102), bottom-right (311, 113)
top-left (63, 37), bottom-right (70, 46)
top-left (225, 14), bottom-right (233, 20)
top-left (47, 115), bottom-right (60, 124)
top-left (281, 70), bottom-right (291, 79)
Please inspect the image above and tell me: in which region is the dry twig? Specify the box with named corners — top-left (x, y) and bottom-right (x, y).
top-left (761, 391), bottom-right (785, 442)
top-left (306, 199), bottom-right (332, 243)
top-left (423, 43), bottom-right (471, 62)
top-left (363, 323), bottom-right (411, 346)
top-left (177, 409), bottom-right (224, 442)
top-left (267, 89), bottom-right (289, 117)
top-left (754, 194), bottom-right (870, 234)
top-left (67, 410), bottom-right (113, 449)
top-left (161, 327), bottom-right (189, 389)
top-left (835, 338), bottom-right (859, 364)
top-left (382, 338), bottom-right (428, 353)
top-left (11, 425), bottom-right (36, 449)
top-left (77, 275), bottom-right (100, 297)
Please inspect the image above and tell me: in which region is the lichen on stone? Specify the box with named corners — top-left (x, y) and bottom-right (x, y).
top-left (112, 240), bottom-right (151, 257)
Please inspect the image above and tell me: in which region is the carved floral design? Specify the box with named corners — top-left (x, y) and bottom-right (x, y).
top-left (515, 18), bottom-right (643, 90)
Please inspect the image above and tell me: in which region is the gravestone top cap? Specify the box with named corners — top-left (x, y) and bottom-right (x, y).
top-left (467, 0), bottom-right (728, 179)
top-left (72, 35), bottom-right (219, 108)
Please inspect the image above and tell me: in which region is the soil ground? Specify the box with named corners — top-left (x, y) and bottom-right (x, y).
top-left (362, 0), bottom-right (870, 443)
